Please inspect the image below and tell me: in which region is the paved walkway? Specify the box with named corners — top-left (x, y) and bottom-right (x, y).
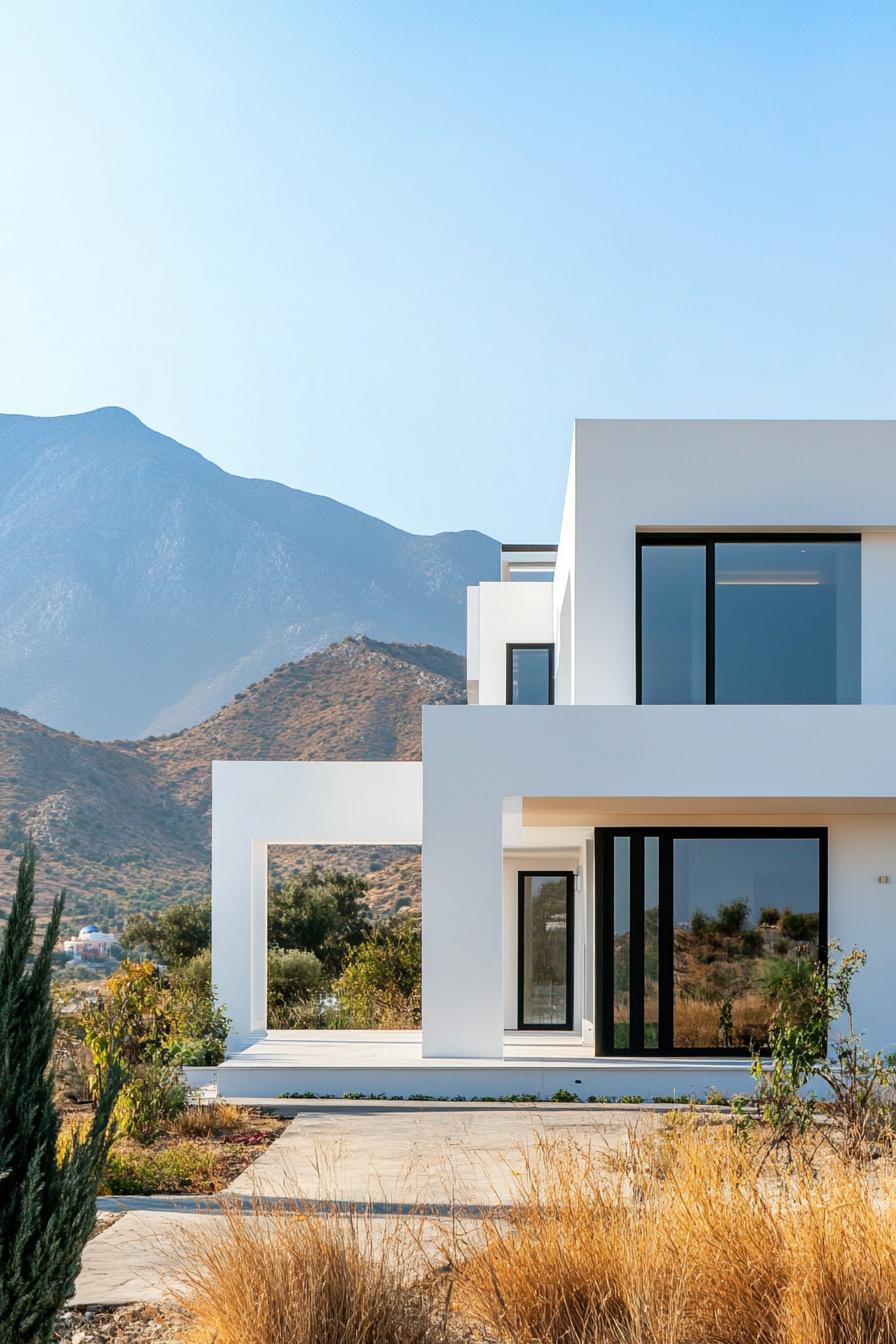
top-left (73, 1103), bottom-right (660, 1306)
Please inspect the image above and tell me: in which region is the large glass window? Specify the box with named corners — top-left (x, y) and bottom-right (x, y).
top-left (518, 872), bottom-right (573, 1028)
top-left (638, 536), bottom-right (860, 705)
top-left (507, 644), bottom-right (554, 704)
top-left (598, 828), bottom-right (826, 1055)
top-left (672, 835), bottom-right (821, 1050)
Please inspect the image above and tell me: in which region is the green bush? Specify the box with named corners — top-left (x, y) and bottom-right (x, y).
top-left (780, 909), bottom-right (820, 941)
top-left (745, 943), bottom-right (896, 1155)
top-left (101, 1140), bottom-right (221, 1195)
top-left (757, 953), bottom-right (816, 1020)
top-left (79, 962), bottom-right (229, 1139)
top-left (333, 913), bottom-right (421, 1028)
top-left (268, 947), bottom-right (324, 1001)
top-left (167, 951), bottom-right (230, 1065)
top-left (715, 899), bottom-right (749, 935)
top-left (80, 961), bottom-right (195, 1142)
top-left (268, 868), bottom-right (371, 975)
top-left (115, 1060), bottom-right (187, 1144)
top-left (121, 898), bottom-right (211, 965)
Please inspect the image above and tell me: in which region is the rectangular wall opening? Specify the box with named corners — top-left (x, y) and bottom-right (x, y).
top-left (266, 843), bottom-right (421, 1031)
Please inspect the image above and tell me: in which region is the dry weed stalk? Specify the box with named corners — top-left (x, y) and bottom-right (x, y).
top-left (170, 1100), bottom-right (244, 1139)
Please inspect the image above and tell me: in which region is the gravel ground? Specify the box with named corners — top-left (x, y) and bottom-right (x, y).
top-left (54, 1304), bottom-right (186, 1343)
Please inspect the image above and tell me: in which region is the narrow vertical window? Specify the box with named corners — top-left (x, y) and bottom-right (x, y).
top-left (507, 644), bottom-right (554, 704)
top-left (639, 545), bottom-right (706, 704)
top-left (643, 836), bottom-right (660, 1049)
top-left (518, 872), bottom-right (573, 1029)
top-left (612, 837), bottom-right (630, 1049)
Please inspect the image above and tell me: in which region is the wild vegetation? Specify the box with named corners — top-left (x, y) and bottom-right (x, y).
top-left (452, 1121), bottom-right (896, 1344)
top-left (121, 870), bottom-right (423, 1031)
top-left (169, 1110), bottom-right (896, 1344)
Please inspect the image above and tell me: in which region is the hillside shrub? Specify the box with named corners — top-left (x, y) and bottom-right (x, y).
top-left (268, 868), bottom-right (371, 974)
top-left (334, 912), bottom-right (421, 1028)
top-left (121, 898), bottom-right (211, 965)
top-left (268, 947), bottom-right (324, 1001)
top-left (746, 943), bottom-right (896, 1155)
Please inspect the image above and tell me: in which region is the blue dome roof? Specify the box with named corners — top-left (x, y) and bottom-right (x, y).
top-left (79, 924), bottom-right (100, 936)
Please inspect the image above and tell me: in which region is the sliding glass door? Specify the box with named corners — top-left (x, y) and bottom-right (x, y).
top-left (597, 828), bottom-right (826, 1056)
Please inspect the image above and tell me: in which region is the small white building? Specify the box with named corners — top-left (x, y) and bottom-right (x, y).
top-left (63, 923), bottom-right (117, 963)
top-left (211, 421), bottom-right (896, 1098)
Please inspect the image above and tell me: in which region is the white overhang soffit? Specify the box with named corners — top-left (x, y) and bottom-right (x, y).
top-left (522, 796), bottom-right (896, 826)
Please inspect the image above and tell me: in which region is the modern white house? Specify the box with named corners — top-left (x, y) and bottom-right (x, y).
top-left (211, 420), bottom-right (896, 1099)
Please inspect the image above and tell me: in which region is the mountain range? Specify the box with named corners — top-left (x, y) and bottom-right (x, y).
top-left (0, 637), bottom-right (465, 932)
top-left (0, 408), bottom-right (496, 739)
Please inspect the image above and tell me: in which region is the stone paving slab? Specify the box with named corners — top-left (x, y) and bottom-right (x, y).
top-left (72, 1213), bottom-right (204, 1306)
top-left (226, 1103), bottom-right (657, 1203)
top-left (74, 1104), bottom-right (660, 1306)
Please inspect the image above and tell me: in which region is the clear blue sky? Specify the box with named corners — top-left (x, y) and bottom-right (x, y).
top-left (1, 2), bottom-right (894, 540)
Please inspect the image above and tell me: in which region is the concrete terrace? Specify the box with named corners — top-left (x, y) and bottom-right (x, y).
top-left (214, 1029), bottom-right (758, 1100)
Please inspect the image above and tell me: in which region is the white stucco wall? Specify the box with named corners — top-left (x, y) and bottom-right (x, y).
top-left (859, 530), bottom-right (896, 703)
top-left (421, 704), bottom-right (896, 1057)
top-left (212, 761), bottom-right (422, 1043)
top-left (553, 430), bottom-right (577, 703)
top-left (568, 420), bottom-right (896, 706)
top-left (465, 586), bottom-right (480, 702)
top-left (474, 580), bottom-right (554, 705)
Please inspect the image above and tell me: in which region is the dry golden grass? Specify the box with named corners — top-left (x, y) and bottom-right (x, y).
top-left (174, 1200), bottom-right (455, 1344)
top-left (170, 1100), bottom-right (244, 1139)
top-left (168, 1119), bottom-right (896, 1344)
top-left (452, 1118), bottom-right (896, 1344)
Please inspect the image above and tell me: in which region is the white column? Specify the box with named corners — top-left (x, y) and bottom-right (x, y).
top-left (421, 737), bottom-right (504, 1058)
top-left (249, 841), bottom-right (268, 1034)
top-left (211, 765), bottom-right (258, 1043)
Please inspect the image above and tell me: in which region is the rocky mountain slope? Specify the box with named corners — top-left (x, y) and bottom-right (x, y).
top-left (0, 408), bottom-right (495, 739)
top-left (0, 638), bottom-right (465, 930)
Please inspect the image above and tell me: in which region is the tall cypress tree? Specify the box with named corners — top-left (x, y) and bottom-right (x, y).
top-left (0, 842), bottom-right (120, 1344)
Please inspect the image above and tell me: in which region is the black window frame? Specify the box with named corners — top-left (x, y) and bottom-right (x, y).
top-left (517, 869), bottom-right (575, 1031)
top-left (595, 825), bottom-right (828, 1057)
top-left (635, 533), bottom-right (861, 706)
top-left (506, 642), bottom-right (555, 705)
